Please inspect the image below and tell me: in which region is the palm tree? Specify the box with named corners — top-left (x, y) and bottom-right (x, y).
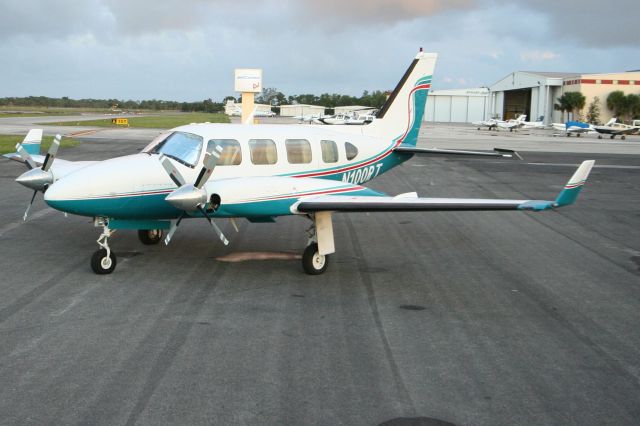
top-left (555, 91), bottom-right (585, 121)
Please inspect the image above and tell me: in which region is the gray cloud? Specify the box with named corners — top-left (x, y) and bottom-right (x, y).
top-left (493, 0), bottom-right (639, 47)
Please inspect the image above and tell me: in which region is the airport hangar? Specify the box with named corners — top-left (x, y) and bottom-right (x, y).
top-left (424, 70), bottom-right (640, 125)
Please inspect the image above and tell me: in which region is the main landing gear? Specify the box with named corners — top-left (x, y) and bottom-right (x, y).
top-left (302, 212), bottom-right (334, 275)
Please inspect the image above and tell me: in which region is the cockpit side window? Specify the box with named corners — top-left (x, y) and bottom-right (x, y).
top-left (207, 139), bottom-right (242, 165)
top-left (150, 131), bottom-right (203, 167)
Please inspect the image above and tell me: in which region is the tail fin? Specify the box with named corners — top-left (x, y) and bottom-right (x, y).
top-left (554, 160), bottom-right (595, 207)
top-left (363, 51), bottom-right (437, 146)
top-left (20, 129), bottom-right (43, 155)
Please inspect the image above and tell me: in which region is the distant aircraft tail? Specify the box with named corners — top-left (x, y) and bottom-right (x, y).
top-left (363, 51), bottom-right (437, 147)
top-left (20, 129), bottom-right (43, 155)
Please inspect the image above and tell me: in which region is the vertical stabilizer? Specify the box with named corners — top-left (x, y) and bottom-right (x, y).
top-left (21, 129), bottom-right (43, 155)
top-left (363, 51), bottom-right (437, 146)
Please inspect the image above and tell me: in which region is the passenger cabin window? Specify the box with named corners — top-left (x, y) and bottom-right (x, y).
top-left (285, 139), bottom-right (312, 164)
top-left (150, 131), bottom-right (203, 167)
top-left (321, 140), bottom-right (338, 163)
top-left (249, 139), bottom-right (278, 165)
top-left (207, 139), bottom-right (242, 165)
top-left (345, 142), bottom-right (358, 161)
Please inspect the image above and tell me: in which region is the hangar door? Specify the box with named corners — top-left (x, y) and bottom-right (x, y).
top-left (503, 88), bottom-right (531, 120)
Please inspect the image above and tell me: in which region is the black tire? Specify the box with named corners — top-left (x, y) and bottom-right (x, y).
top-left (610, 135), bottom-right (615, 139)
top-left (621, 135), bottom-right (626, 140)
top-left (576, 133), bottom-right (581, 137)
top-left (138, 229), bottom-right (163, 245)
top-left (302, 243), bottom-right (329, 275)
top-left (91, 249), bottom-right (116, 274)
top-left (598, 135), bottom-right (603, 139)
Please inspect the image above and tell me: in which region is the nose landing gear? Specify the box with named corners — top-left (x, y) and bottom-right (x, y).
top-left (91, 220), bottom-right (116, 274)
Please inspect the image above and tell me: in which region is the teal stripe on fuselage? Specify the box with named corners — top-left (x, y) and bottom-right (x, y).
top-left (46, 193), bottom-right (182, 220)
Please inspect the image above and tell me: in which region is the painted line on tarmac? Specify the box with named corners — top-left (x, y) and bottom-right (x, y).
top-left (67, 129), bottom-right (101, 137)
top-left (0, 208), bottom-right (54, 237)
top-left (489, 161), bottom-right (640, 170)
top-left (525, 162), bottom-right (640, 170)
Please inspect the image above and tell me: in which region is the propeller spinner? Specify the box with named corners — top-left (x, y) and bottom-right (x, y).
top-left (15, 134), bottom-right (61, 221)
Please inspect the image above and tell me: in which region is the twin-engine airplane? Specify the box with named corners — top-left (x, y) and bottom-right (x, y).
top-left (5, 50), bottom-right (595, 275)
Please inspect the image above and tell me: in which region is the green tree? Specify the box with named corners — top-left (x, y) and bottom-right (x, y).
top-left (606, 91), bottom-right (627, 119)
top-left (625, 94), bottom-right (640, 122)
top-left (555, 91), bottom-right (586, 121)
top-left (586, 96), bottom-right (601, 124)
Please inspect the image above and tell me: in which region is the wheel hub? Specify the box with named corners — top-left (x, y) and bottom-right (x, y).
top-left (312, 252), bottom-right (325, 269)
top-left (101, 256), bottom-right (112, 269)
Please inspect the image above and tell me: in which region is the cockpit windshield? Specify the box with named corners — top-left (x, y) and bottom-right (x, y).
top-left (147, 132), bottom-right (203, 167)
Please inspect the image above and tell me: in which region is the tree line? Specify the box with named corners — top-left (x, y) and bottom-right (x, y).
top-left (0, 88), bottom-right (389, 114)
top-left (555, 90), bottom-right (640, 124)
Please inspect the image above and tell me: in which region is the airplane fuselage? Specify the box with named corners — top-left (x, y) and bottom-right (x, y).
top-left (44, 123), bottom-right (412, 220)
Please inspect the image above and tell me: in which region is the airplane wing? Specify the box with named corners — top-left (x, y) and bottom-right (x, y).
top-left (394, 144), bottom-right (521, 159)
top-left (296, 160), bottom-right (594, 213)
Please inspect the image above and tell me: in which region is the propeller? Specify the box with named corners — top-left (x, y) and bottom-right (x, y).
top-left (159, 145), bottom-right (229, 245)
top-left (15, 134), bottom-right (61, 221)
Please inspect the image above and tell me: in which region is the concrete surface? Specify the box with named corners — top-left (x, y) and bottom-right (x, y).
top-left (0, 129), bottom-right (639, 425)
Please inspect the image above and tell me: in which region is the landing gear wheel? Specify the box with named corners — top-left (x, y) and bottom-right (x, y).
top-left (91, 249), bottom-right (117, 274)
top-left (610, 135), bottom-right (615, 139)
top-left (576, 133), bottom-right (581, 137)
top-left (566, 133), bottom-right (570, 137)
top-left (598, 135), bottom-right (602, 139)
top-left (621, 135), bottom-right (626, 140)
top-left (138, 229), bottom-right (163, 245)
top-left (302, 243), bottom-right (329, 275)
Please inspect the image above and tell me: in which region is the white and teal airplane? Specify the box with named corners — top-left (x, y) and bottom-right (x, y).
top-left (5, 51), bottom-right (595, 275)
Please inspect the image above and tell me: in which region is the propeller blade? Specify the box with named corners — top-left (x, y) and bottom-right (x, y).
top-left (164, 213), bottom-right (186, 245)
top-left (197, 206), bottom-right (229, 245)
top-left (16, 144), bottom-right (37, 170)
top-left (160, 155), bottom-right (186, 187)
top-left (194, 145), bottom-right (223, 189)
top-left (42, 134), bottom-right (61, 172)
top-left (23, 190), bottom-right (38, 221)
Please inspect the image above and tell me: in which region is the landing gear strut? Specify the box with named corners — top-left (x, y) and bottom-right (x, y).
top-left (91, 219), bottom-right (116, 274)
top-left (301, 212), bottom-right (334, 275)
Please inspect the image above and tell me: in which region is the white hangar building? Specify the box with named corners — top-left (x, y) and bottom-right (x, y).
top-left (423, 88), bottom-right (490, 123)
top-left (487, 71), bottom-right (578, 124)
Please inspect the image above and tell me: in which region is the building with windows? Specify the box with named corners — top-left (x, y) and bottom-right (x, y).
top-left (487, 71), bottom-right (640, 124)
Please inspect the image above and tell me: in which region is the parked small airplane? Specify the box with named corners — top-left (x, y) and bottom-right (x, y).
top-left (552, 121), bottom-right (595, 137)
top-left (472, 118), bottom-right (502, 131)
top-left (521, 116), bottom-right (545, 129)
top-left (594, 118), bottom-right (639, 140)
top-left (498, 114), bottom-right (527, 132)
top-left (5, 50), bottom-right (595, 275)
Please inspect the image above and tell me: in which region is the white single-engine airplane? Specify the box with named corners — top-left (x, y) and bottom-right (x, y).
top-left (5, 50), bottom-right (595, 275)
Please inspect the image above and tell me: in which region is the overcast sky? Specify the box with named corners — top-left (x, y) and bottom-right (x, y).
top-left (1, 0), bottom-right (638, 102)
